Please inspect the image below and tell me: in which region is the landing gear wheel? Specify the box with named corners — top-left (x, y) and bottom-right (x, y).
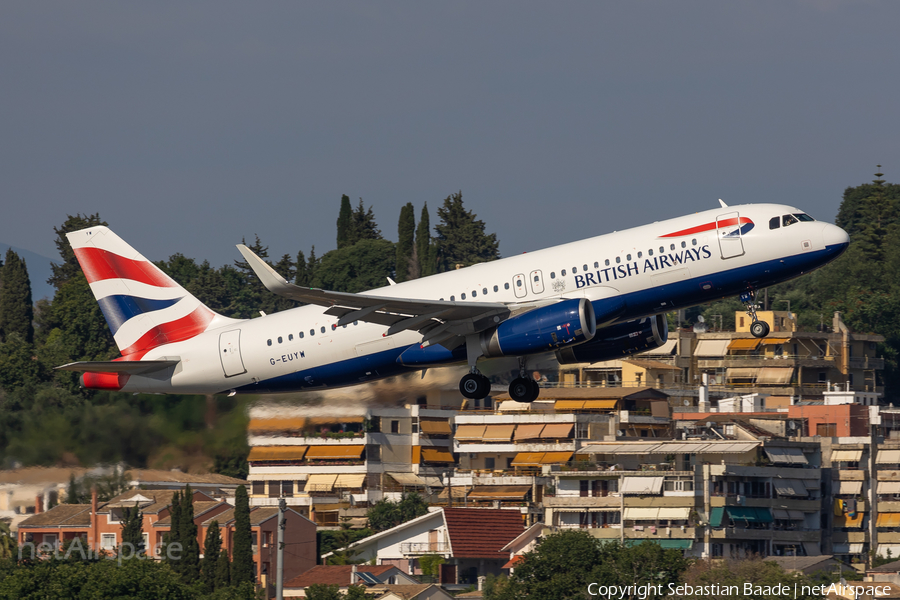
top-left (526, 378), bottom-right (541, 402)
top-left (509, 378), bottom-right (535, 402)
top-left (460, 373), bottom-right (491, 399)
top-left (750, 320), bottom-right (770, 338)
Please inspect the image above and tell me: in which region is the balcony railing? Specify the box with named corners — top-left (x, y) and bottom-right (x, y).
top-left (400, 542), bottom-right (450, 555)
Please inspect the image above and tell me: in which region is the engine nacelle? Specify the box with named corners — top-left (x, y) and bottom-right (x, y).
top-left (480, 298), bottom-right (596, 358)
top-left (555, 314), bottom-right (668, 365)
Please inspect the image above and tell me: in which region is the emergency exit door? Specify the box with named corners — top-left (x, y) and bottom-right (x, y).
top-left (219, 330), bottom-right (247, 377)
top-left (716, 211), bottom-right (746, 259)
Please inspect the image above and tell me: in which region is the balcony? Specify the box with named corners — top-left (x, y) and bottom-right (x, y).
top-left (400, 542), bottom-right (451, 556)
top-left (544, 496), bottom-right (621, 509)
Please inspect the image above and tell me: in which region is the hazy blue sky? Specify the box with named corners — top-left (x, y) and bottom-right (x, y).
top-left (2, 1), bottom-right (896, 271)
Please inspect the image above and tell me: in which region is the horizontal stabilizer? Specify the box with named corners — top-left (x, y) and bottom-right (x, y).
top-left (55, 360), bottom-right (180, 375)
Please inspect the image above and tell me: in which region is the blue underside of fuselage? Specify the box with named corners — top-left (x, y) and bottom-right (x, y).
top-left (234, 242), bottom-right (847, 394)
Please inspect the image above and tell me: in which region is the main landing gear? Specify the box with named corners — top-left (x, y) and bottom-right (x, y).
top-left (740, 290), bottom-right (770, 339)
top-left (508, 357), bottom-right (540, 403)
top-left (459, 371), bottom-right (491, 399)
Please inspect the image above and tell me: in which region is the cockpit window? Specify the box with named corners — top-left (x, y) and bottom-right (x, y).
top-left (794, 213), bottom-right (815, 222)
top-left (769, 217), bottom-right (780, 230)
top-left (782, 214), bottom-right (799, 227)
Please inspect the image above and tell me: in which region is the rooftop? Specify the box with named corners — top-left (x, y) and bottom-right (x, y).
top-left (18, 504), bottom-right (92, 528)
top-left (284, 564), bottom-right (398, 588)
top-left (443, 508), bottom-right (525, 559)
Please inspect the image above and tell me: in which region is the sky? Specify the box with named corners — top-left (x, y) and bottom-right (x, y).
top-left (1, 1), bottom-right (897, 273)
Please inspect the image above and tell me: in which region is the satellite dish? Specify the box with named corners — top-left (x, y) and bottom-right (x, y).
top-left (683, 400), bottom-right (690, 406)
top-left (697, 315), bottom-right (705, 323)
top-left (617, 430), bottom-right (625, 437)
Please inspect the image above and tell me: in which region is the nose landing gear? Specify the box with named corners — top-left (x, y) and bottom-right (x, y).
top-left (740, 290), bottom-right (770, 338)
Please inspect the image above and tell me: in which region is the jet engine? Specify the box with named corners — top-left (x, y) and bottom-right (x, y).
top-left (480, 298), bottom-right (596, 357)
top-left (555, 314), bottom-right (668, 365)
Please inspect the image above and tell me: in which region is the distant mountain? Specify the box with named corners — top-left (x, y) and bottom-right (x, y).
top-left (0, 243), bottom-right (58, 302)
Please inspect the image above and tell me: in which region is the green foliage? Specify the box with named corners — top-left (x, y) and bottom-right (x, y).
top-left (121, 505), bottom-right (144, 555)
top-left (344, 585), bottom-right (373, 600)
top-left (47, 213), bottom-right (108, 290)
top-left (231, 485), bottom-right (254, 585)
top-left (366, 493), bottom-right (428, 533)
top-left (337, 194), bottom-right (353, 249)
top-left (434, 191), bottom-right (499, 272)
top-left (418, 553), bottom-right (444, 578)
top-left (351, 199), bottom-right (383, 243)
top-left (215, 546), bottom-right (231, 590)
top-left (313, 239), bottom-right (396, 293)
top-left (179, 484), bottom-right (200, 580)
top-left (0, 333), bottom-right (41, 391)
top-left (395, 202), bottom-right (416, 282)
top-left (318, 528), bottom-right (373, 559)
top-left (165, 489), bottom-right (183, 572)
top-left (678, 557), bottom-right (823, 600)
top-left (0, 249), bottom-right (34, 344)
top-left (202, 521), bottom-right (223, 593)
top-left (489, 532), bottom-right (688, 600)
top-left (306, 583), bottom-right (343, 600)
top-left (416, 202), bottom-right (436, 277)
top-left (0, 521), bottom-right (15, 560)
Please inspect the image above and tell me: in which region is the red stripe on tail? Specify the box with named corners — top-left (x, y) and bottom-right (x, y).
top-left (119, 305), bottom-right (215, 356)
top-left (74, 247), bottom-right (179, 288)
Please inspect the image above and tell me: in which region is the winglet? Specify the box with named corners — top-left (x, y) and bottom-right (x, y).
top-left (718, 199), bottom-right (728, 208)
top-left (237, 244), bottom-right (296, 295)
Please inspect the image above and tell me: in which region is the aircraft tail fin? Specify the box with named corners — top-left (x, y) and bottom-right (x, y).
top-left (67, 226), bottom-right (233, 356)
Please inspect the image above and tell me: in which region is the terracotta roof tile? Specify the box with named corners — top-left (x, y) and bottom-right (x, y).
top-left (285, 565), bottom-right (398, 588)
top-left (443, 508), bottom-right (525, 559)
top-left (153, 502), bottom-right (227, 526)
top-left (127, 469), bottom-right (247, 485)
top-left (18, 504), bottom-right (92, 528)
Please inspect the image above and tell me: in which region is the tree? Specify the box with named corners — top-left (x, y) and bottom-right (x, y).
top-left (215, 544), bottom-right (232, 590)
top-left (231, 484), bottom-right (254, 584)
top-left (0, 519), bottom-right (15, 560)
top-left (306, 584), bottom-right (343, 600)
top-left (0, 249), bottom-right (34, 344)
top-left (295, 250), bottom-right (309, 287)
top-left (434, 192), bottom-right (499, 272)
top-left (678, 557), bottom-right (823, 600)
top-left (312, 239), bottom-right (396, 294)
top-left (337, 194), bottom-right (353, 249)
top-left (366, 493), bottom-right (429, 533)
top-left (121, 505), bottom-right (144, 556)
top-left (179, 484), bottom-right (200, 580)
top-left (350, 198), bottom-right (382, 244)
top-left (395, 203), bottom-right (416, 282)
top-left (66, 473), bottom-right (79, 504)
top-left (47, 213), bottom-right (108, 290)
top-left (0, 333), bottom-right (41, 391)
top-left (164, 490), bottom-right (183, 572)
top-left (202, 520), bottom-right (223, 593)
top-left (415, 202), bottom-right (436, 277)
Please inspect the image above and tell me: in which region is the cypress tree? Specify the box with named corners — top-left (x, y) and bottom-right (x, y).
top-left (395, 203), bottom-right (416, 282)
top-left (215, 544), bottom-right (231, 589)
top-left (351, 199), bottom-right (382, 242)
top-left (66, 474), bottom-right (80, 504)
top-left (416, 203), bottom-right (436, 277)
top-left (121, 506), bottom-right (144, 556)
top-left (307, 246), bottom-right (318, 286)
top-left (434, 191), bottom-right (500, 272)
top-left (295, 250), bottom-right (309, 287)
top-left (0, 249), bottom-right (34, 344)
top-left (180, 484), bottom-right (200, 580)
top-left (165, 490), bottom-right (183, 572)
top-left (232, 484), bottom-right (254, 584)
top-left (201, 520), bottom-right (223, 592)
top-left (337, 194), bottom-right (353, 249)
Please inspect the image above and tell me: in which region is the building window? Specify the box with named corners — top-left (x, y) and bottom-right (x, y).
top-left (580, 480), bottom-right (589, 497)
top-left (391, 420), bottom-right (399, 434)
top-left (252, 481), bottom-right (266, 496)
top-left (484, 457), bottom-right (495, 470)
top-left (817, 423), bottom-right (837, 437)
top-left (101, 534), bottom-right (116, 551)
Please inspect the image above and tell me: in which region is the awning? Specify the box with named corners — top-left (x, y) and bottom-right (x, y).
top-left (728, 338), bottom-right (761, 351)
top-left (624, 508), bottom-right (659, 520)
top-left (305, 445), bottom-right (365, 460)
top-left (878, 450), bottom-right (900, 464)
top-left (756, 368), bottom-right (794, 385)
top-left (334, 474), bottom-right (366, 488)
top-left (511, 452), bottom-right (546, 467)
top-left (248, 418), bottom-right (307, 432)
top-left (835, 513), bottom-right (865, 528)
top-left (839, 481), bottom-right (863, 495)
top-left (540, 424), bottom-right (574, 439)
top-left (760, 338), bottom-right (790, 345)
top-left (388, 473), bottom-right (429, 486)
top-left (773, 509), bottom-right (790, 520)
top-left (773, 479), bottom-right (808, 497)
top-left (620, 477), bottom-right (663, 495)
top-left (879, 545), bottom-right (900, 558)
top-left (832, 450), bottom-right (863, 462)
top-left (483, 425), bottom-right (515, 442)
top-left (725, 507), bottom-right (773, 524)
top-left (583, 399), bottom-right (618, 410)
top-left (421, 448), bottom-right (455, 463)
top-left (514, 424), bottom-right (545, 441)
top-left (788, 510), bottom-right (805, 520)
top-left (467, 486), bottom-right (531, 500)
top-left (308, 416), bottom-right (365, 425)
top-left (555, 400), bottom-right (585, 410)
top-left (541, 451), bottom-right (573, 464)
top-left (419, 419), bottom-right (452, 435)
top-left (726, 367), bottom-right (759, 380)
top-left (877, 513), bottom-right (900, 527)
top-left (628, 539), bottom-right (692, 550)
top-left (709, 507), bottom-right (724, 527)
top-left (640, 338), bottom-right (677, 356)
top-left (880, 481), bottom-right (900, 495)
top-left (657, 507), bottom-right (691, 520)
top-left (247, 446), bottom-right (307, 462)
top-left (248, 473), bottom-right (308, 481)
top-left (454, 425), bottom-right (486, 441)
top-left (305, 473), bottom-right (337, 492)
top-left (764, 447), bottom-right (808, 465)
top-left (694, 339), bottom-right (729, 357)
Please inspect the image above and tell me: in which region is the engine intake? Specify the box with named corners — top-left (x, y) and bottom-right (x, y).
top-left (480, 298), bottom-right (596, 358)
top-left (555, 314), bottom-right (668, 365)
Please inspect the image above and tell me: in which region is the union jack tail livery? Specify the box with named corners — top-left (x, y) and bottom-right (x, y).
top-left (67, 226), bottom-right (224, 358)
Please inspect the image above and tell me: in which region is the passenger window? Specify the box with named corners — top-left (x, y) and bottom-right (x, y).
top-left (483, 287), bottom-right (487, 294)
top-left (289, 334), bottom-right (294, 341)
top-left (450, 296), bottom-right (455, 301)
top-left (471, 290), bottom-right (477, 297)
top-left (331, 324), bottom-right (336, 330)
top-left (692, 239), bottom-right (697, 246)
top-left (583, 264), bottom-right (588, 271)
top-left (493, 285), bottom-right (498, 292)
top-left (561, 269), bottom-right (567, 276)
top-left (320, 326), bottom-right (326, 333)
top-left (670, 244), bottom-right (675, 251)
top-left (659, 246), bottom-right (664, 253)
top-left (681, 241), bottom-right (686, 248)
top-left (278, 336), bottom-right (283, 344)
top-left (605, 259), bottom-right (610, 266)
top-left (769, 217), bottom-right (780, 229)
top-left (593, 262), bottom-right (599, 268)
top-left (572, 267), bottom-right (578, 274)
top-left (461, 293), bottom-right (467, 299)
top-left (783, 214), bottom-right (799, 227)
top-left (299, 332), bottom-right (304, 338)
top-left (267, 339), bottom-right (272, 346)
top-left (626, 254), bottom-right (631, 261)
top-left (504, 283), bottom-right (510, 290)
top-left (550, 272), bottom-right (556, 279)
top-left (310, 329), bottom-right (315, 336)
top-left (648, 249), bottom-right (653, 256)
top-left (615, 257), bottom-right (621, 264)
top-left (637, 252), bottom-right (642, 259)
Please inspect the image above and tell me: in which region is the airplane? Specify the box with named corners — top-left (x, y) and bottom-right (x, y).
top-left (57, 202), bottom-right (849, 402)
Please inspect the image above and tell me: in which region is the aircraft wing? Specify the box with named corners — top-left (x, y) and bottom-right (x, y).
top-left (237, 244), bottom-right (513, 343)
top-left (56, 360), bottom-right (180, 374)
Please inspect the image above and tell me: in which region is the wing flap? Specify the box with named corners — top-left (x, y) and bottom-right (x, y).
top-left (56, 360), bottom-right (180, 375)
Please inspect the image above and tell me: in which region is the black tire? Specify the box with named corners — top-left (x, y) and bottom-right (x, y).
top-left (750, 320), bottom-right (769, 338)
top-left (508, 378), bottom-right (532, 402)
top-left (460, 374), bottom-right (482, 399)
top-left (525, 378), bottom-right (541, 402)
top-left (476, 374), bottom-right (492, 399)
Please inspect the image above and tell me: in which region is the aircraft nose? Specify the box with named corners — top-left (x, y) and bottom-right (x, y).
top-left (823, 223), bottom-right (850, 249)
